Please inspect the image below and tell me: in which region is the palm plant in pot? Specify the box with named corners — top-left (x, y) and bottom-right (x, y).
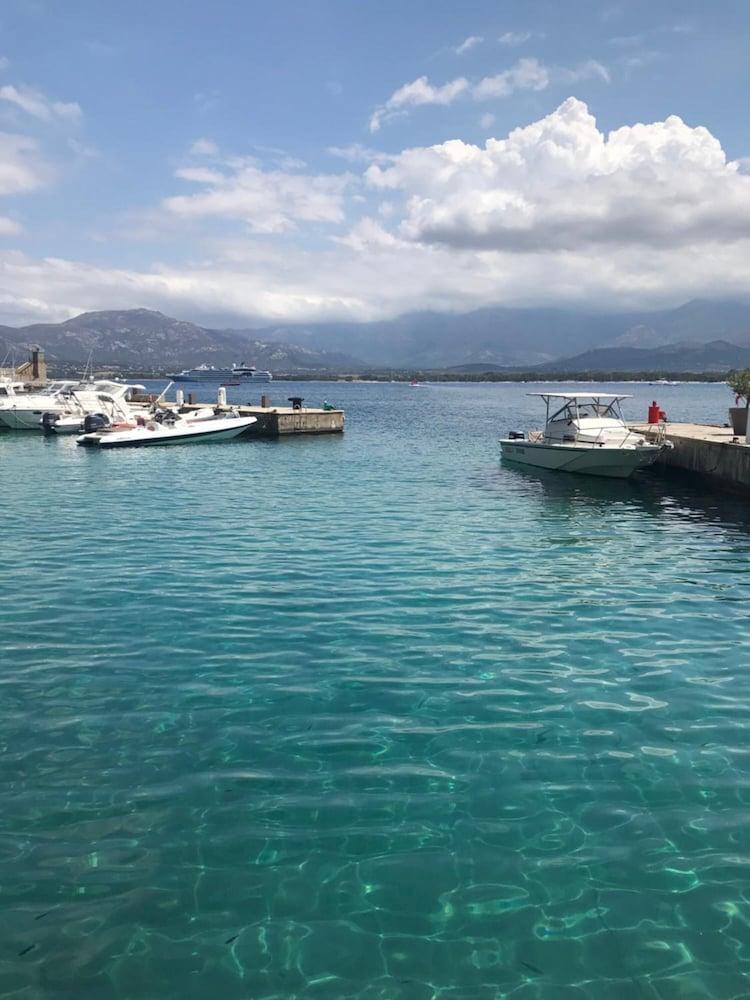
top-left (727, 368), bottom-right (750, 436)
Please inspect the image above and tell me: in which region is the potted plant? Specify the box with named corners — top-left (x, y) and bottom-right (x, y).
top-left (727, 368), bottom-right (750, 435)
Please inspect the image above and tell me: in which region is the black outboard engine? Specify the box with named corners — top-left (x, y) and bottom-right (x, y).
top-left (507, 430), bottom-right (526, 440)
top-left (83, 412), bottom-right (110, 434)
top-left (41, 411), bottom-right (58, 433)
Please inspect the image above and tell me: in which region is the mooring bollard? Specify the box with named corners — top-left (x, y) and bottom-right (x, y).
top-left (217, 387), bottom-right (227, 406)
top-left (188, 392), bottom-right (195, 405)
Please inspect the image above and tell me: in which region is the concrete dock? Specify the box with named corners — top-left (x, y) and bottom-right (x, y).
top-left (180, 402), bottom-right (344, 438)
top-left (632, 421), bottom-right (750, 491)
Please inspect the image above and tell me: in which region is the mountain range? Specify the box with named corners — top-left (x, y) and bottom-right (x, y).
top-left (2, 299), bottom-right (750, 373)
top-left (0, 309), bottom-right (360, 372)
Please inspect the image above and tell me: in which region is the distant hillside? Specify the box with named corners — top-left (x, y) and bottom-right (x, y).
top-left (4, 299), bottom-right (750, 373)
top-left (0, 309), bottom-right (362, 371)
top-left (237, 298), bottom-right (750, 368)
top-left (241, 307), bottom-right (627, 368)
top-left (546, 339), bottom-right (750, 373)
top-left (613, 300), bottom-right (750, 349)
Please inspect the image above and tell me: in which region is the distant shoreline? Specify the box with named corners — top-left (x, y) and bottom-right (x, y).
top-left (47, 367), bottom-right (730, 384)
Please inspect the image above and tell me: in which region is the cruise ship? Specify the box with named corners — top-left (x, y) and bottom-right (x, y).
top-left (168, 363), bottom-right (273, 383)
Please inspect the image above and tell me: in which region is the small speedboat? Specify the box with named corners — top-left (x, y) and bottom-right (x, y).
top-left (77, 405), bottom-right (257, 448)
top-left (500, 392), bottom-right (668, 479)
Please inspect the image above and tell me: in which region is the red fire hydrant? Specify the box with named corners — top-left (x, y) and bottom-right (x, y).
top-left (648, 400), bottom-right (660, 424)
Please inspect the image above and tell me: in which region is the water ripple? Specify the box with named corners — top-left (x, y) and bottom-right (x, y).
top-left (2, 381), bottom-right (750, 998)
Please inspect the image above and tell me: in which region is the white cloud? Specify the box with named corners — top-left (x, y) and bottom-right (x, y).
top-left (3, 100), bottom-right (750, 328)
top-left (369, 58), bottom-right (607, 130)
top-left (366, 97), bottom-right (750, 256)
top-left (472, 57), bottom-right (549, 99)
top-left (456, 35), bottom-right (483, 55)
top-left (559, 59), bottom-right (611, 84)
top-left (0, 83), bottom-right (81, 122)
top-left (164, 157), bottom-right (351, 233)
top-left (327, 143), bottom-right (393, 165)
top-left (0, 215), bottom-right (20, 234)
top-left (370, 75), bottom-right (470, 131)
top-left (498, 31), bottom-right (532, 46)
top-left (0, 131), bottom-right (49, 194)
top-left (190, 137), bottom-right (219, 156)
top-left (67, 136), bottom-right (99, 159)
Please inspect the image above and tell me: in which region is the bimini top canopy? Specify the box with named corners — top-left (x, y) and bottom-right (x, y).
top-left (526, 392), bottom-right (632, 399)
top-left (527, 392), bottom-right (632, 401)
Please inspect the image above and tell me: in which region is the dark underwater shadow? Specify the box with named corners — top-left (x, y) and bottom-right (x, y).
top-left (487, 456), bottom-right (750, 535)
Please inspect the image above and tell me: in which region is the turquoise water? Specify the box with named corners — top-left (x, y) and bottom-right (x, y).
top-left (2, 380), bottom-right (750, 999)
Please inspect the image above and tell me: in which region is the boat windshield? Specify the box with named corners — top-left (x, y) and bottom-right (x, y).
top-left (549, 399), bottom-right (625, 422)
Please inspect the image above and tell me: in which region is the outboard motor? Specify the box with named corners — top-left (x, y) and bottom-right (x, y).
top-left (83, 412), bottom-right (110, 434)
top-left (41, 411), bottom-right (58, 433)
top-left (507, 430), bottom-right (525, 440)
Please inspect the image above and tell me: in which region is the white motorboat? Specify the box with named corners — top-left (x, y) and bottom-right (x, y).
top-left (40, 384), bottom-right (148, 434)
top-left (0, 380), bottom-right (144, 431)
top-left (77, 405), bottom-right (257, 448)
top-left (0, 379), bottom-right (79, 429)
top-left (500, 392), bottom-right (667, 479)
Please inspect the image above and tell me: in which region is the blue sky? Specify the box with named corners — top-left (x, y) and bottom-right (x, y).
top-left (1, 0), bottom-right (750, 326)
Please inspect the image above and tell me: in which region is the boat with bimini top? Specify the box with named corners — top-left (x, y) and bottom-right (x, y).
top-left (500, 392), bottom-right (668, 479)
top-left (0, 380), bottom-right (143, 431)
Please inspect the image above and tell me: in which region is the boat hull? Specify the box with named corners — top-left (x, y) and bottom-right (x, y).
top-left (43, 416), bottom-right (83, 434)
top-left (168, 372), bottom-right (272, 382)
top-left (0, 407), bottom-right (52, 430)
top-left (77, 416), bottom-right (256, 448)
top-left (499, 440), bottom-right (661, 478)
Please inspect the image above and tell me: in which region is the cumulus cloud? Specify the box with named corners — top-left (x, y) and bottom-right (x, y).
top-left (0, 83), bottom-right (81, 122)
top-left (369, 58), bottom-right (606, 130)
top-left (3, 99), bottom-right (750, 328)
top-left (163, 156), bottom-right (351, 233)
top-left (456, 35), bottom-right (483, 55)
top-left (366, 97), bottom-right (750, 255)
